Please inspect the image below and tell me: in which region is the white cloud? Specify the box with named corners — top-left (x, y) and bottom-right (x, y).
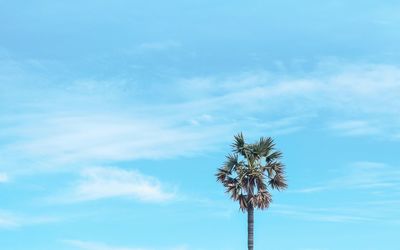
top-left (328, 120), bottom-right (381, 136)
top-left (270, 202), bottom-right (400, 224)
top-left (59, 167), bottom-right (175, 203)
top-left (2, 114), bottom-right (226, 172)
top-left (64, 240), bottom-right (147, 250)
top-left (330, 161), bottom-right (400, 189)
top-left (175, 63), bottom-right (400, 138)
top-left (0, 109), bottom-right (298, 175)
top-left (0, 212), bottom-right (18, 228)
top-left (0, 210), bottom-right (60, 229)
top-left (64, 240), bottom-right (189, 250)
top-left (2, 62), bottom-right (400, 176)
top-left (294, 161), bottom-right (400, 193)
top-left (0, 172), bottom-right (9, 183)
top-left (270, 205), bottom-right (366, 223)
top-left (283, 161), bottom-right (400, 224)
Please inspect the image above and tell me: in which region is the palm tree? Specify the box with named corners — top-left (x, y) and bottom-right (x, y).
top-left (216, 133), bottom-right (287, 250)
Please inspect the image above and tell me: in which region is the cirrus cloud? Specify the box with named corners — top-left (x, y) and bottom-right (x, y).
top-left (56, 167), bottom-right (176, 203)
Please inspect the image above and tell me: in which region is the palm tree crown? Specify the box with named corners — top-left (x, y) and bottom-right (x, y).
top-left (216, 133), bottom-right (287, 212)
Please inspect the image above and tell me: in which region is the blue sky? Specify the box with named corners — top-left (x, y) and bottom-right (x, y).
top-left (1, 1), bottom-right (400, 249)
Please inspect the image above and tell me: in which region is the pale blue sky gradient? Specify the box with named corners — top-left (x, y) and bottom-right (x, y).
top-left (1, 1), bottom-right (400, 250)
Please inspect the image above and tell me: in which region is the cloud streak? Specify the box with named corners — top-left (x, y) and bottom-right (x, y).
top-left (64, 240), bottom-right (147, 250)
top-left (328, 120), bottom-right (381, 136)
top-left (294, 161), bottom-right (400, 193)
top-left (271, 201), bottom-right (400, 224)
top-left (56, 167), bottom-right (176, 203)
top-left (282, 161), bottom-right (400, 224)
top-left (1, 61), bottom-right (400, 177)
top-left (0, 210), bottom-right (60, 229)
top-left (64, 240), bottom-right (189, 250)
top-left (0, 172), bottom-right (9, 183)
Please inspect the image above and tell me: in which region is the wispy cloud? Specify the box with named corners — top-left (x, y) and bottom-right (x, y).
top-left (279, 161), bottom-right (400, 224)
top-left (1, 113), bottom-right (227, 174)
top-left (328, 120), bottom-right (381, 136)
top-left (174, 63), bottom-right (400, 138)
top-left (64, 240), bottom-right (189, 250)
top-left (273, 208), bottom-right (373, 223)
top-left (294, 161), bottom-right (400, 193)
top-left (2, 61), bottom-right (400, 177)
top-left (64, 240), bottom-right (147, 250)
top-left (0, 210), bottom-right (60, 229)
top-left (0, 172), bottom-right (9, 183)
top-left (270, 202), bottom-right (400, 224)
top-left (329, 162), bottom-right (400, 190)
top-left (55, 167), bottom-right (176, 203)
top-left (0, 212), bottom-right (18, 228)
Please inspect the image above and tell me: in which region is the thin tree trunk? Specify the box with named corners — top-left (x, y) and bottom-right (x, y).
top-left (248, 204), bottom-right (254, 250)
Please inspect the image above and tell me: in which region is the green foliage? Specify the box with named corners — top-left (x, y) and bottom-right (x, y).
top-left (216, 133), bottom-right (287, 212)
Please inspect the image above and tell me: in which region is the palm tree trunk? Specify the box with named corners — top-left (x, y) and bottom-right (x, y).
top-left (248, 204), bottom-right (254, 250)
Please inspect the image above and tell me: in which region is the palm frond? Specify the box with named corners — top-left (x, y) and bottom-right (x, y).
top-left (266, 150), bottom-right (283, 163)
top-left (232, 132), bottom-right (246, 156)
top-left (255, 137), bottom-right (274, 157)
top-left (228, 182), bottom-right (241, 201)
top-left (215, 168), bottom-right (229, 182)
top-left (254, 190), bottom-right (272, 209)
top-left (238, 194), bottom-right (248, 211)
top-left (223, 176), bottom-right (237, 187)
top-left (222, 153), bottom-right (239, 173)
top-left (216, 133), bottom-right (287, 213)
top-left (268, 173), bottom-right (288, 190)
top-left (262, 161), bottom-right (285, 177)
top-left (254, 173), bottom-right (267, 192)
top-left (271, 162), bottom-right (285, 174)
